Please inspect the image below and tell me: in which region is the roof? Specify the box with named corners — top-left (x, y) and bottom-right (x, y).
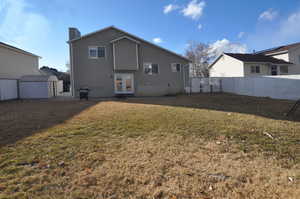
top-left (68, 26), bottom-right (191, 62)
top-left (20, 75), bottom-right (58, 82)
top-left (225, 53), bottom-right (293, 64)
top-left (110, 36), bottom-right (140, 44)
top-left (0, 42), bottom-right (40, 58)
top-left (255, 42), bottom-right (300, 55)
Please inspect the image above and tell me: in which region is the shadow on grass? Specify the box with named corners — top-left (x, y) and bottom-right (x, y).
top-left (114, 93), bottom-right (300, 122)
top-left (0, 99), bottom-right (97, 148)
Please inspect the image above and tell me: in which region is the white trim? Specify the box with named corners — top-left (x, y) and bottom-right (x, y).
top-left (171, 63), bottom-right (181, 72)
top-left (143, 62), bottom-right (159, 75)
top-left (69, 42), bottom-right (75, 97)
top-left (114, 73), bottom-right (134, 94)
top-left (88, 46), bottom-right (106, 59)
top-left (113, 43), bottom-right (116, 70)
top-left (110, 36), bottom-right (141, 44)
top-left (264, 51), bottom-right (288, 56)
top-left (88, 46), bottom-right (98, 59)
top-left (136, 44), bottom-right (139, 70)
top-left (68, 26), bottom-right (191, 62)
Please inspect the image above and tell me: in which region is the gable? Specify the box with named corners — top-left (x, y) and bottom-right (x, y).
top-left (112, 37), bottom-right (139, 70)
top-left (70, 26), bottom-right (190, 62)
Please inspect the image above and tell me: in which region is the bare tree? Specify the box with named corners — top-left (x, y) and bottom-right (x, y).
top-left (185, 41), bottom-right (212, 77)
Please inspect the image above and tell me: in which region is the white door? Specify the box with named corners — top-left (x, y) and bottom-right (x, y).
top-left (114, 73), bottom-right (134, 94)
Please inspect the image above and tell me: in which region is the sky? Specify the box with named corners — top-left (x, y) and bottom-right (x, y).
top-left (1, 0), bottom-right (300, 72)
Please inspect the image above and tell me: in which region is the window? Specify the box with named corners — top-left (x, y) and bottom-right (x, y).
top-left (88, 47), bottom-right (98, 58)
top-left (171, 63), bottom-right (181, 72)
top-left (298, 55), bottom-right (300, 63)
top-left (88, 46), bottom-right (105, 58)
top-left (144, 63), bottom-right (159, 75)
top-left (251, 65), bottom-right (260, 73)
top-left (97, 47), bottom-right (105, 58)
top-left (280, 65), bottom-right (288, 74)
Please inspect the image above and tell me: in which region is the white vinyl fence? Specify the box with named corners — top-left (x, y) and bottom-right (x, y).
top-left (188, 77), bottom-right (222, 93)
top-left (0, 79), bottom-right (18, 100)
top-left (189, 75), bottom-right (300, 100)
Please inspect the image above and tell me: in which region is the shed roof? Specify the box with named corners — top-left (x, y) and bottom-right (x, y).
top-left (20, 75), bottom-right (58, 82)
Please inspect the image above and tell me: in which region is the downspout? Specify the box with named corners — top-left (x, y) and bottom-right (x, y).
top-left (69, 42), bottom-right (75, 97)
top-left (182, 64), bottom-right (186, 93)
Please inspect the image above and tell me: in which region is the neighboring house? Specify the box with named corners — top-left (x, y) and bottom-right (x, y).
top-left (0, 42), bottom-right (60, 100)
top-left (210, 42), bottom-right (300, 77)
top-left (255, 42), bottom-right (300, 75)
top-left (0, 42), bottom-right (41, 79)
top-left (68, 26), bottom-right (190, 98)
top-left (209, 53), bottom-right (293, 77)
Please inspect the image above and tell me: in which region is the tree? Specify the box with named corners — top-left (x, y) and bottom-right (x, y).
top-left (185, 41), bottom-right (212, 77)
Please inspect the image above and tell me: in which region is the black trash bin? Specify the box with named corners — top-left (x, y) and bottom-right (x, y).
top-left (79, 88), bottom-right (90, 100)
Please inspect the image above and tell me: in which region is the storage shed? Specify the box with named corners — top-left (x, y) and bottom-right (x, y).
top-left (19, 75), bottom-right (58, 99)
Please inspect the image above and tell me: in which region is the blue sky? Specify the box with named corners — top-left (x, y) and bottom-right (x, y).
top-left (1, 0), bottom-right (300, 71)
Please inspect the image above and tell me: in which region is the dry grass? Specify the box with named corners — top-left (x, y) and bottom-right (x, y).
top-left (0, 94), bottom-right (299, 199)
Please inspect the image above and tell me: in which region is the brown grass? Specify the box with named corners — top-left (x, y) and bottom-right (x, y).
top-left (0, 94), bottom-right (299, 199)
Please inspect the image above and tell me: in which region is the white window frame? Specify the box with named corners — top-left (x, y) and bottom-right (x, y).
top-left (88, 46), bottom-right (106, 59)
top-left (171, 63), bottom-right (181, 72)
top-left (88, 46), bottom-right (98, 59)
top-left (144, 63), bottom-right (159, 75)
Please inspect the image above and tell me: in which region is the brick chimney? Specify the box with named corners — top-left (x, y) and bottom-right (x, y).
top-left (69, 27), bottom-right (81, 41)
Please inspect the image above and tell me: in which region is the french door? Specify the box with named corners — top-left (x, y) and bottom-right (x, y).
top-left (114, 73), bottom-right (134, 94)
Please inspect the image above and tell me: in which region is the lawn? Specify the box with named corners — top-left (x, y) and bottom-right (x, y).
top-left (0, 94), bottom-right (299, 199)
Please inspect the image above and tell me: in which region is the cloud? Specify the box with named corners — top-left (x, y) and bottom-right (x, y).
top-left (163, 4), bottom-right (179, 14)
top-left (182, 0), bottom-right (206, 20)
top-left (275, 11), bottom-right (300, 43)
top-left (238, 32), bottom-right (245, 39)
top-left (247, 9), bottom-right (300, 50)
top-left (208, 39), bottom-right (248, 58)
top-left (153, 37), bottom-right (163, 44)
top-left (0, 0), bottom-right (50, 50)
top-left (197, 24), bottom-right (203, 30)
top-left (258, 8), bottom-right (278, 21)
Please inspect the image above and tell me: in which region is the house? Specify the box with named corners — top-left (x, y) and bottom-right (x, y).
top-left (0, 42), bottom-right (60, 100)
top-left (68, 26), bottom-right (190, 98)
top-left (0, 42), bottom-right (41, 79)
top-left (210, 53), bottom-right (293, 77)
top-left (255, 42), bottom-right (300, 75)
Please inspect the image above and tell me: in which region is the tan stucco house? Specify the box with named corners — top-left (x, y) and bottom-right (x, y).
top-left (210, 42), bottom-right (300, 77)
top-left (68, 26), bottom-right (190, 98)
top-left (0, 42), bottom-right (41, 79)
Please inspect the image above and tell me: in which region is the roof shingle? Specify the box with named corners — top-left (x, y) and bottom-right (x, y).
top-left (225, 53), bottom-right (293, 64)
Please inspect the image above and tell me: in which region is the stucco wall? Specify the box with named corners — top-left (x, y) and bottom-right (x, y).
top-left (0, 46), bottom-right (40, 79)
top-left (210, 54), bottom-right (244, 77)
top-left (71, 28), bottom-right (189, 97)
